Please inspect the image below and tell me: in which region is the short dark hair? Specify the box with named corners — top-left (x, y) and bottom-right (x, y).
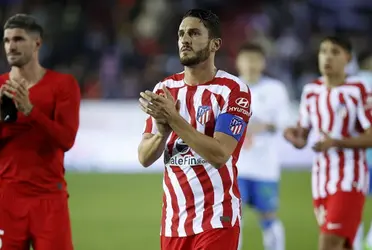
top-left (238, 42), bottom-right (265, 56)
top-left (182, 9), bottom-right (221, 39)
top-left (4, 14), bottom-right (43, 38)
top-left (321, 35), bottom-right (352, 53)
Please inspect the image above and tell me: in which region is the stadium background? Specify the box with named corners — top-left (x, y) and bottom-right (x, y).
top-left (1, 0), bottom-right (372, 249)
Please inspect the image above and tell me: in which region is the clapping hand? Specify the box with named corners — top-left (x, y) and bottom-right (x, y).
top-left (140, 86), bottom-right (180, 122)
top-left (139, 86), bottom-right (180, 136)
top-left (283, 127), bottom-right (307, 149)
top-left (312, 131), bottom-right (335, 152)
top-left (3, 78), bottom-right (33, 115)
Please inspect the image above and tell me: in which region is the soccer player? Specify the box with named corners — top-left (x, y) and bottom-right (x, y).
top-left (0, 14), bottom-right (80, 250)
top-left (138, 9), bottom-right (252, 250)
top-left (284, 36), bottom-right (372, 250)
top-left (235, 43), bottom-right (290, 250)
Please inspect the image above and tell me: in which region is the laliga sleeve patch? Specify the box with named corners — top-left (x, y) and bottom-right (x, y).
top-left (215, 113), bottom-right (247, 141)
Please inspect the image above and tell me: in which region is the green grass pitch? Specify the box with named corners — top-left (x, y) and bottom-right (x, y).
top-left (66, 170), bottom-right (372, 250)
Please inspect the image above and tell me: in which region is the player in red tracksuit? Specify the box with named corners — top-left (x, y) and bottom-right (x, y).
top-left (0, 14), bottom-right (80, 250)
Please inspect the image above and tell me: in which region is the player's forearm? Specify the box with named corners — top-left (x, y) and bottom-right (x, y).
top-left (27, 77), bottom-right (81, 152)
top-left (138, 133), bottom-right (168, 167)
top-left (0, 125), bottom-right (23, 140)
top-left (28, 106), bottom-right (78, 151)
top-left (333, 133), bottom-right (372, 149)
top-left (298, 126), bottom-right (310, 140)
top-left (249, 122), bottom-right (276, 134)
top-left (168, 114), bottom-right (230, 169)
top-left (284, 126), bottom-right (310, 149)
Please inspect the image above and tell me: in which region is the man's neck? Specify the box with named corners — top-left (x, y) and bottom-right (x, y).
top-left (184, 61), bottom-right (217, 86)
top-left (10, 61), bottom-right (45, 84)
top-left (241, 74), bottom-right (261, 85)
top-left (324, 74), bottom-right (347, 88)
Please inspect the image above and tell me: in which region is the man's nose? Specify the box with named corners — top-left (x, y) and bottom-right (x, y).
top-left (8, 41), bottom-right (17, 50)
top-left (180, 34), bottom-right (191, 44)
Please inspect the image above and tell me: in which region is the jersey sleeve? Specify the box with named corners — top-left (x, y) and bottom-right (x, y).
top-left (142, 83), bottom-right (161, 135)
top-left (28, 74), bottom-right (80, 151)
top-left (297, 86), bottom-right (311, 129)
top-left (357, 85), bottom-right (372, 130)
top-left (215, 85), bottom-right (252, 141)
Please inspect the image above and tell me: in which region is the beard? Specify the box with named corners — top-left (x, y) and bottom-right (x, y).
top-left (7, 53), bottom-right (31, 67)
top-left (180, 44), bottom-right (211, 67)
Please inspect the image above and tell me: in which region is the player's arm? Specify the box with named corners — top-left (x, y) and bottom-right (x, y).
top-left (247, 119), bottom-right (275, 134)
top-left (138, 83), bottom-right (172, 167)
top-left (138, 116), bottom-right (170, 167)
top-left (332, 127), bottom-right (372, 148)
top-left (285, 125), bottom-right (310, 149)
top-left (332, 89), bottom-right (372, 149)
top-left (27, 75), bottom-right (80, 151)
top-left (271, 83), bottom-right (292, 131)
top-left (167, 116), bottom-right (239, 169)
top-left (247, 84), bottom-right (289, 134)
top-left (284, 87), bottom-right (311, 149)
top-left (168, 86), bottom-right (251, 169)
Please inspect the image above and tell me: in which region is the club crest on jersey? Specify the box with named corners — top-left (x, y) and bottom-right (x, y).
top-left (229, 116), bottom-right (244, 135)
top-left (196, 106), bottom-right (211, 125)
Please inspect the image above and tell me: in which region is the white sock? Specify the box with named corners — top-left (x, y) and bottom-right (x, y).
top-left (366, 221), bottom-right (372, 247)
top-left (262, 220), bottom-right (285, 250)
top-left (353, 222), bottom-right (363, 250)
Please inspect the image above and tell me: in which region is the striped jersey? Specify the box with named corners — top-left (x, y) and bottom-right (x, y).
top-left (143, 70), bottom-right (252, 237)
top-left (298, 76), bottom-right (372, 200)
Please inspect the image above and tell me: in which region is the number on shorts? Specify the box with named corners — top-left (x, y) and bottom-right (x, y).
top-left (0, 229), bottom-right (4, 249)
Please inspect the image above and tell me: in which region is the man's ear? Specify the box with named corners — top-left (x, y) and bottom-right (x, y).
top-left (34, 35), bottom-right (42, 51)
top-left (211, 38), bottom-right (222, 52)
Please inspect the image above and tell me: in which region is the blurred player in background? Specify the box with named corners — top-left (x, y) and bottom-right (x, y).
top-left (284, 36), bottom-right (372, 250)
top-left (356, 52), bottom-right (372, 86)
top-left (138, 9), bottom-right (252, 250)
top-left (0, 14), bottom-right (80, 250)
top-left (235, 43), bottom-right (290, 250)
top-left (356, 51), bottom-right (372, 250)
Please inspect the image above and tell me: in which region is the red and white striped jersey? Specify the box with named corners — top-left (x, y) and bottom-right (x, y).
top-left (143, 70), bottom-right (252, 237)
top-left (298, 76), bottom-right (372, 200)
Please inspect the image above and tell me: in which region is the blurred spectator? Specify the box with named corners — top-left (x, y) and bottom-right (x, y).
top-left (0, 0), bottom-right (370, 101)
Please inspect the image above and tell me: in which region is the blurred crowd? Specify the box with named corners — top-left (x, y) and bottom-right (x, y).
top-left (0, 0), bottom-right (371, 100)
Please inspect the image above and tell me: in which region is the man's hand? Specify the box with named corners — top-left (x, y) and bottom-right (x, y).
top-left (283, 127), bottom-right (307, 149)
top-left (312, 131), bottom-right (336, 152)
top-left (155, 91), bottom-right (172, 137)
top-left (3, 79), bottom-right (33, 116)
top-left (139, 86), bottom-right (180, 123)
